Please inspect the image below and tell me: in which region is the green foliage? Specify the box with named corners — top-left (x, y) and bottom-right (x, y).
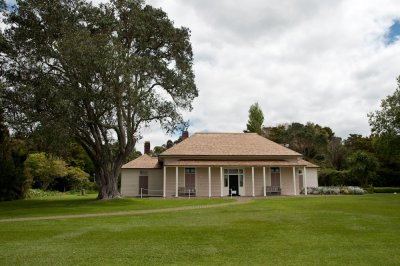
top-left (24, 153), bottom-right (67, 190)
top-left (124, 149), bottom-right (142, 163)
top-left (1, 0), bottom-right (198, 199)
top-left (151, 138), bottom-right (181, 156)
top-left (369, 77), bottom-right (400, 136)
top-left (0, 111), bottom-right (30, 201)
top-left (246, 103), bottom-right (264, 134)
top-left (326, 136), bottom-right (346, 170)
top-left (318, 168), bottom-right (355, 186)
top-left (267, 122), bottom-right (331, 161)
top-left (64, 143), bottom-right (95, 178)
top-left (152, 146), bottom-right (166, 156)
top-left (64, 167), bottom-right (91, 190)
top-left (372, 187), bottom-right (400, 193)
top-left (347, 151), bottom-right (378, 187)
top-left (24, 152), bottom-right (94, 192)
top-left (343, 134), bottom-right (374, 153)
top-left (26, 189), bottom-right (62, 199)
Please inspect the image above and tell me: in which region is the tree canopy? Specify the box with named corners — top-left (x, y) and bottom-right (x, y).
top-left (267, 122), bottom-right (331, 161)
top-left (1, 0), bottom-right (198, 199)
top-left (369, 78), bottom-right (400, 136)
top-left (246, 103), bottom-right (264, 134)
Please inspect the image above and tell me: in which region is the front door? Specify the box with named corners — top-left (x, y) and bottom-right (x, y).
top-left (139, 176), bottom-right (148, 194)
top-left (271, 173), bottom-right (280, 187)
top-left (185, 174), bottom-right (195, 190)
top-left (229, 175), bottom-right (239, 196)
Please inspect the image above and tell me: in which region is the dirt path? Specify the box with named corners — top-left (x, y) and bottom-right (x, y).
top-left (0, 197), bottom-right (252, 223)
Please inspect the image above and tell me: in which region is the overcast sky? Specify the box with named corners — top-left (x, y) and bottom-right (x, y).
top-left (140, 0), bottom-right (400, 151)
top-left (5, 0), bottom-right (400, 152)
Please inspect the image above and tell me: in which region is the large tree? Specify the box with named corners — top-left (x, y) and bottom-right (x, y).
top-left (246, 102), bottom-right (264, 134)
top-left (1, 0), bottom-right (198, 199)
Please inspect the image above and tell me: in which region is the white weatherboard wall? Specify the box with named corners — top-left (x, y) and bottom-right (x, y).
top-left (121, 169), bottom-right (163, 197)
top-left (306, 168), bottom-right (319, 187)
top-left (280, 167), bottom-right (295, 195)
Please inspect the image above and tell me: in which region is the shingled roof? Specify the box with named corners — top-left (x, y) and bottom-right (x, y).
top-left (122, 154), bottom-right (161, 169)
top-left (160, 133), bottom-right (301, 157)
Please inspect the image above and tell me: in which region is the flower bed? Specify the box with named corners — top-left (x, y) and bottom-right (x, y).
top-left (300, 186), bottom-right (365, 195)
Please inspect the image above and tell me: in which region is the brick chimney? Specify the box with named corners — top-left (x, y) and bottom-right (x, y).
top-left (144, 141), bottom-right (150, 155)
top-left (181, 130), bottom-right (189, 140)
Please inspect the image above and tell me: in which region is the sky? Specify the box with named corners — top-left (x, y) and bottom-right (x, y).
top-left (4, 0), bottom-right (400, 153)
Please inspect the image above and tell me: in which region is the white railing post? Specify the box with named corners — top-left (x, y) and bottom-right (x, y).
top-left (263, 167), bottom-right (266, 197)
top-left (293, 167), bottom-right (297, 196)
top-left (175, 167), bottom-right (179, 198)
top-left (304, 167), bottom-right (308, 195)
top-left (140, 187), bottom-right (143, 199)
top-left (189, 189), bottom-right (191, 199)
top-left (220, 167), bottom-right (223, 197)
top-left (208, 167), bottom-right (211, 198)
top-left (251, 167), bottom-right (255, 197)
top-left (163, 166), bottom-right (166, 198)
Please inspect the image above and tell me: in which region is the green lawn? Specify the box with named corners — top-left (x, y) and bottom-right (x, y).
top-left (0, 194), bottom-right (233, 219)
top-left (0, 194), bottom-right (399, 265)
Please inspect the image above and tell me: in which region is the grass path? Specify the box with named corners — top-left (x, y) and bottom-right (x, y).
top-left (0, 197), bottom-right (251, 222)
top-left (0, 194), bottom-right (235, 219)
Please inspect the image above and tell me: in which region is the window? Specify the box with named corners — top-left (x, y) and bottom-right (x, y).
top-left (239, 175), bottom-right (243, 187)
top-left (223, 168), bottom-right (244, 188)
top-left (271, 167), bottom-right (280, 173)
top-left (139, 170), bottom-right (148, 176)
top-left (185, 168), bottom-right (196, 174)
top-left (229, 169), bottom-right (238, 174)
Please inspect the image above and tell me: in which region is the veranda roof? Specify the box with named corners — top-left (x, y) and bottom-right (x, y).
top-left (164, 159), bottom-right (318, 168)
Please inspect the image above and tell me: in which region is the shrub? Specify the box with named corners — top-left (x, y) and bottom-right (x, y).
top-left (301, 186), bottom-right (365, 195)
top-left (26, 189), bottom-right (62, 199)
top-left (318, 169), bottom-right (358, 186)
top-left (347, 186), bottom-right (365, 195)
top-left (53, 167), bottom-right (92, 191)
top-left (373, 187), bottom-right (400, 193)
top-left (24, 153), bottom-right (67, 190)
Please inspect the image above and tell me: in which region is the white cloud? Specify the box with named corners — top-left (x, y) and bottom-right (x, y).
top-left (135, 0), bottom-right (400, 151)
top-left (7, 0), bottom-right (400, 152)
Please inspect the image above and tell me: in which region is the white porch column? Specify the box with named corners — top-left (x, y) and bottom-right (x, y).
top-left (163, 166), bottom-right (166, 198)
top-left (263, 167), bottom-right (266, 197)
top-left (220, 167), bottom-right (223, 197)
top-left (175, 166), bottom-right (179, 198)
top-left (304, 167), bottom-right (308, 195)
top-left (292, 167), bottom-right (297, 196)
top-left (208, 167), bottom-right (212, 198)
top-left (251, 167), bottom-right (255, 197)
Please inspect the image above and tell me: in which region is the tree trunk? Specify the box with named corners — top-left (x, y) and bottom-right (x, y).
top-left (96, 166), bottom-right (121, 200)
